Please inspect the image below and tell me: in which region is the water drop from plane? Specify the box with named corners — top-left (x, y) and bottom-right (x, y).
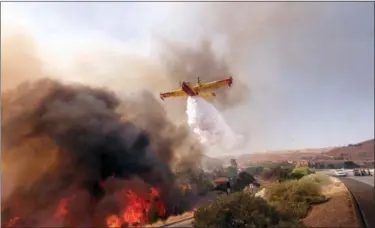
top-left (186, 96), bottom-right (244, 151)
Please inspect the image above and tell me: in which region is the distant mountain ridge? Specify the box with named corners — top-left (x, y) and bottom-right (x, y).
top-left (323, 139), bottom-right (374, 160)
top-left (201, 155), bottom-right (224, 170)
top-left (251, 147), bottom-right (336, 154)
top-left (215, 139), bottom-right (374, 163)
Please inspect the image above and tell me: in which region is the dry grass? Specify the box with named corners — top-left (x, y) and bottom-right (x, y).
top-left (144, 211), bottom-right (194, 227)
top-left (302, 177), bottom-right (359, 228)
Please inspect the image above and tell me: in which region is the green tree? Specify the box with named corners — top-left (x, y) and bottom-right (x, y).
top-left (261, 166), bottom-right (294, 181)
top-left (231, 172), bottom-right (257, 192)
top-left (230, 159), bottom-right (238, 169)
top-left (291, 167), bottom-right (313, 179)
top-left (227, 166), bottom-right (238, 178)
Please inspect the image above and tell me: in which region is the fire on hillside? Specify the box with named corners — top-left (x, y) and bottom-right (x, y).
top-left (1, 79), bottom-right (202, 227)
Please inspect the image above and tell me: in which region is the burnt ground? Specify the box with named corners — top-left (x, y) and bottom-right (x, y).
top-left (339, 177), bottom-right (375, 228)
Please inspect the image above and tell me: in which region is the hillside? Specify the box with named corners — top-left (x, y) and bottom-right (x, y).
top-left (217, 139), bottom-right (374, 164)
top-left (201, 155), bottom-right (224, 170)
top-left (234, 147), bottom-right (336, 164)
top-left (323, 139), bottom-right (374, 160)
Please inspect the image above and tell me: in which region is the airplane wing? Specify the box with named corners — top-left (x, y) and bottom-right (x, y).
top-left (192, 77), bottom-right (233, 92)
top-left (160, 89), bottom-right (186, 100)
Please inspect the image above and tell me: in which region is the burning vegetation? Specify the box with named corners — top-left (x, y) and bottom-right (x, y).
top-left (1, 78), bottom-right (203, 227)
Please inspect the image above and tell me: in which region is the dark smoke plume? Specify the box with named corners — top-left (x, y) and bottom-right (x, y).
top-left (1, 78), bottom-right (202, 226)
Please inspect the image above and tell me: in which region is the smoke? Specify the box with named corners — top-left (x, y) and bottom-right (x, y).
top-left (4, 2), bottom-right (371, 156)
top-left (186, 97), bottom-right (245, 151)
top-left (1, 77), bottom-right (204, 225)
top-left (156, 2), bottom-right (374, 153)
top-left (0, 23), bottom-right (203, 227)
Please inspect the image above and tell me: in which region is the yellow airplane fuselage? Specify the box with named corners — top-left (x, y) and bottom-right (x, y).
top-left (160, 77), bottom-right (233, 100)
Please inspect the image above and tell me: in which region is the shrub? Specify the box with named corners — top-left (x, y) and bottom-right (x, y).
top-left (261, 166), bottom-right (294, 181)
top-left (299, 173), bottom-right (333, 187)
top-left (193, 191), bottom-right (305, 228)
top-left (264, 180), bottom-right (327, 220)
top-left (261, 167), bottom-right (274, 180)
top-left (213, 182), bottom-right (228, 193)
top-left (291, 167), bottom-right (313, 179)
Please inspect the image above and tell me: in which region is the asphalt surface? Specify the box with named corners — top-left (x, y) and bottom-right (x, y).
top-left (347, 176), bottom-right (374, 187)
top-left (316, 169), bottom-right (374, 187)
top-left (339, 177), bottom-right (375, 228)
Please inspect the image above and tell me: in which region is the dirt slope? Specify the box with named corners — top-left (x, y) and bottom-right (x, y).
top-left (323, 139), bottom-right (374, 160)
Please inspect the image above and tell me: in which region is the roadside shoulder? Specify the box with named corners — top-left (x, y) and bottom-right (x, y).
top-left (302, 176), bottom-right (360, 228)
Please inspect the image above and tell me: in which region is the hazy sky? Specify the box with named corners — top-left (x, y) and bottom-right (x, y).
top-left (2, 2), bottom-right (374, 154)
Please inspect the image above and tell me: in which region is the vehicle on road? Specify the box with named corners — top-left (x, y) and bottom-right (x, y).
top-left (353, 169), bottom-right (362, 176)
top-left (331, 169), bottom-right (348, 177)
top-left (353, 168), bottom-right (373, 176)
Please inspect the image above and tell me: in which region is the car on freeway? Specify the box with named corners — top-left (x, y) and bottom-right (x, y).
top-left (353, 169), bottom-right (362, 176)
top-left (331, 169), bottom-right (348, 177)
top-left (353, 168), bottom-right (373, 176)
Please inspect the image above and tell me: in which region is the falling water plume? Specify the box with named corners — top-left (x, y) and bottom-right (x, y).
top-left (186, 96), bottom-right (244, 151)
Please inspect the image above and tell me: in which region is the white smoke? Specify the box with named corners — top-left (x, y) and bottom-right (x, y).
top-left (186, 96), bottom-right (245, 151)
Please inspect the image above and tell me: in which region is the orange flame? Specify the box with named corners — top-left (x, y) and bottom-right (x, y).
top-left (106, 215), bottom-right (122, 228)
top-left (5, 216), bottom-right (20, 227)
top-left (106, 187), bottom-right (166, 227)
top-left (54, 198), bottom-right (69, 218)
top-left (3, 187), bottom-right (166, 228)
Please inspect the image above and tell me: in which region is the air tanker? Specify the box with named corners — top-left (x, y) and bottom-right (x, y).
top-left (160, 76), bottom-right (233, 100)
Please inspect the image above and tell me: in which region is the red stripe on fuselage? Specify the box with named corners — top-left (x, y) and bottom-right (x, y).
top-left (181, 82), bottom-right (197, 96)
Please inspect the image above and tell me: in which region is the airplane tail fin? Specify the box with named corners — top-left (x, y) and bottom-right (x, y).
top-left (228, 76), bottom-right (233, 87)
top-left (199, 92), bottom-right (216, 99)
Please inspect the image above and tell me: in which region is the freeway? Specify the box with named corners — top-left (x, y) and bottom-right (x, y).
top-left (339, 177), bottom-right (375, 228)
top-left (316, 169), bottom-right (374, 187)
top-left (346, 176), bottom-right (374, 187)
